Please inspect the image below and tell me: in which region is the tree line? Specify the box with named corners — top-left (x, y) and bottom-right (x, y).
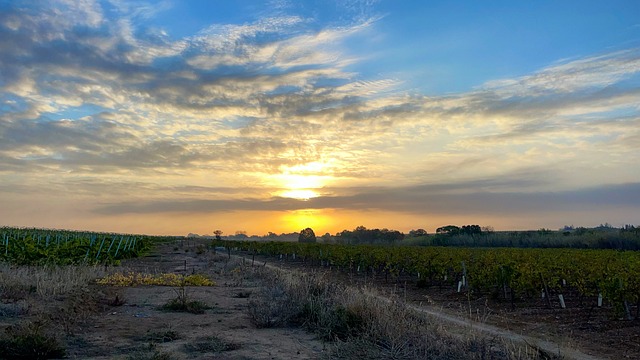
top-left (198, 223), bottom-right (640, 249)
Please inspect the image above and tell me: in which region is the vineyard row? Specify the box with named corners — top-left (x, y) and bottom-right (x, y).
top-left (214, 239), bottom-right (640, 318)
top-left (0, 227), bottom-right (152, 265)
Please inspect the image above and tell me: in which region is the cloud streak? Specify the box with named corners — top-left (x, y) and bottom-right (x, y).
top-left (94, 182), bottom-right (640, 216)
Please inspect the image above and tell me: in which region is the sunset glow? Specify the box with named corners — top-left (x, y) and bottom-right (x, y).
top-left (281, 209), bottom-right (332, 233)
top-left (0, 1), bottom-right (639, 236)
top-left (280, 190), bottom-right (319, 201)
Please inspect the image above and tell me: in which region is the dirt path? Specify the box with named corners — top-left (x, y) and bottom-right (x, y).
top-left (102, 244), bottom-right (602, 360)
top-left (61, 241), bottom-right (326, 359)
top-left (21, 240), bottom-right (611, 359)
top-left (243, 253), bottom-right (610, 360)
top-left (405, 300), bottom-right (601, 360)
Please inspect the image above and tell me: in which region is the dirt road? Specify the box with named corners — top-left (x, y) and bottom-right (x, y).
top-left (250, 253), bottom-right (608, 360)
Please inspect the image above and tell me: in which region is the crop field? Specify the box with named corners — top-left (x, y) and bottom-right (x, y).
top-left (1, 227), bottom-right (639, 359)
top-left (2, 230), bottom-right (555, 360)
top-left (214, 239), bottom-right (640, 319)
top-left (0, 227), bottom-right (156, 265)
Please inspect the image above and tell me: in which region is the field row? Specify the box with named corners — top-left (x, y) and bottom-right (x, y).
top-left (214, 240), bottom-right (640, 317)
top-left (0, 227), bottom-right (152, 265)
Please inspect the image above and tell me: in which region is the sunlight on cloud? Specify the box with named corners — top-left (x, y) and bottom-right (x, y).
top-left (280, 189), bottom-right (319, 200)
top-left (273, 174), bottom-right (325, 199)
top-left (269, 162), bottom-right (336, 199)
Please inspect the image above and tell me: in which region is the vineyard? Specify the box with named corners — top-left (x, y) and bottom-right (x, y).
top-left (214, 239), bottom-right (640, 318)
top-left (0, 227), bottom-right (155, 265)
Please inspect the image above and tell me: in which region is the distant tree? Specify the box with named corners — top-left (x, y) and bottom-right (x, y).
top-left (409, 229), bottom-right (428, 237)
top-left (336, 226), bottom-right (403, 244)
top-left (481, 226), bottom-right (495, 233)
top-left (298, 228), bottom-right (316, 243)
top-left (320, 232), bottom-right (332, 243)
top-left (595, 223), bottom-right (616, 231)
top-left (574, 227), bottom-right (590, 235)
top-left (436, 225), bottom-right (460, 236)
top-left (460, 225), bottom-right (482, 235)
top-left (213, 230), bottom-right (223, 241)
top-left (620, 225), bottom-right (639, 235)
top-left (379, 228), bottom-right (404, 242)
top-left (537, 228), bottom-right (552, 235)
top-left (233, 231), bottom-right (248, 239)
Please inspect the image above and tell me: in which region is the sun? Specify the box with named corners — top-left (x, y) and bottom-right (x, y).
top-left (269, 161), bottom-right (335, 200)
top-left (280, 189), bottom-right (319, 200)
top-left (275, 174), bottom-right (325, 200)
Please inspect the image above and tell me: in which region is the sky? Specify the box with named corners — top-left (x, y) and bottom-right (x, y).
top-left (1, 0), bottom-right (639, 236)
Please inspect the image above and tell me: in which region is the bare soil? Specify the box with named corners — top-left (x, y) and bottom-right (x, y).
top-left (5, 240), bottom-right (636, 360)
top-left (1, 240), bottom-right (326, 359)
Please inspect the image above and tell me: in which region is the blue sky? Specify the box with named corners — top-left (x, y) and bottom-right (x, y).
top-left (0, 0), bottom-right (639, 235)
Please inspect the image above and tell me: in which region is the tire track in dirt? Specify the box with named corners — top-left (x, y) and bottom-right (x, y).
top-left (253, 256), bottom-right (605, 360)
top-left (403, 299), bottom-right (602, 360)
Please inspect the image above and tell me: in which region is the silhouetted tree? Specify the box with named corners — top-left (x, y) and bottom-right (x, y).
top-left (461, 225), bottom-right (482, 235)
top-left (320, 232), bottom-right (332, 243)
top-left (213, 230), bottom-right (223, 241)
top-left (481, 226), bottom-right (495, 233)
top-left (298, 227), bottom-right (316, 243)
top-left (436, 225), bottom-right (460, 235)
top-left (336, 226), bottom-right (403, 244)
top-left (409, 229), bottom-right (428, 237)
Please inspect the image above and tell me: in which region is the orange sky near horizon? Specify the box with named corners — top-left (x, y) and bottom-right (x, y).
top-left (2, 202), bottom-right (636, 237)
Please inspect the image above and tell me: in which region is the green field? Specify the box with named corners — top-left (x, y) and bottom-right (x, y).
top-left (0, 227), bottom-right (164, 265)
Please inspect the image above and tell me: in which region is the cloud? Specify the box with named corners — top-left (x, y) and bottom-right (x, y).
top-left (94, 181), bottom-right (640, 216)
top-left (482, 50), bottom-right (640, 95)
top-left (109, 0), bottom-right (173, 21)
top-left (0, 0), bottom-right (639, 231)
top-left (0, 1), bottom-right (384, 175)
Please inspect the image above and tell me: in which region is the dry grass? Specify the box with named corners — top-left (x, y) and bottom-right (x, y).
top-left (124, 345), bottom-right (176, 360)
top-left (0, 320), bottom-right (66, 360)
top-left (0, 261), bottom-right (118, 357)
top-left (0, 263), bottom-right (108, 299)
top-left (183, 335), bottom-right (241, 354)
top-left (248, 282), bottom-right (299, 328)
top-left (249, 267), bottom-right (563, 360)
top-left (143, 326), bottom-right (182, 343)
top-left (205, 253), bottom-right (265, 287)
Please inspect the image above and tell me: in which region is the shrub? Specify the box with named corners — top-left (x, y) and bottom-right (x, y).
top-left (249, 268), bottom-right (561, 360)
top-left (96, 272), bottom-right (215, 286)
top-left (145, 329), bottom-right (181, 343)
top-left (160, 286), bottom-right (210, 314)
top-left (195, 245), bottom-right (206, 254)
top-left (248, 284), bottom-right (298, 327)
top-left (0, 321), bottom-right (66, 360)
